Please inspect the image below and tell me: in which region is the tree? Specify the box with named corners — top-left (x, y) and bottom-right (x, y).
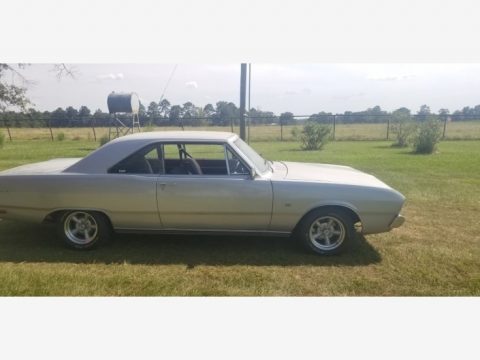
top-left (28, 108), bottom-right (44, 127)
top-left (279, 112), bottom-right (295, 126)
top-left (213, 101), bottom-right (238, 126)
top-left (0, 64), bottom-right (30, 112)
top-left (309, 111), bottom-right (333, 124)
top-left (194, 107), bottom-right (208, 126)
top-left (93, 108), bottom-right (109, 126)
top-left (393, 107), bottom-right (411, 116)
top-left (65, 106), bottom-right (78, 127)
top-left (50, 107), bottom-right (67, 127)
top-left (300, 122), bottom-right (331, 150)
top-left (77, 106), bottom-right (91, 126)
top-left (203, 103), bottom-right (215, 118)
top-left (93, 109), bottom-right (103, 119)
top-left (248, 107), bottom-right (277, 125)
top-left (279, 112), bottom-right (295, 140)
top-left (78, 105), bottom-right (91, 123)
top-left (147, 101), bottom-right (159, 125)
top-left (169, 105), bottom-right (183, 128)
top-left (158, 99), bottom-right (171, 119)
top-left (413, 119), bottom-right (442, 154)
top-left (1, 64), bottom-right (75, 113)
top-left (391, 107), bottom-right (416, 147)
top-left (417, 104), bottom-right (431, 121)
top-left (182, 102), bottom-right (195, 118)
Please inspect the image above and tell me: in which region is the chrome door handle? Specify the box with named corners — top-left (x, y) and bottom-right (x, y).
top-left (158, 182), bottom-right (176, 190)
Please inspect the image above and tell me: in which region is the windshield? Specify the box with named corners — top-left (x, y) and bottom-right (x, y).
top-left (234, 138), bottom-right (270, 174)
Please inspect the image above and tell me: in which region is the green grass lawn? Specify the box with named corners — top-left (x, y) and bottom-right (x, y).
top-left (0, 139), bottom-right (479, 295)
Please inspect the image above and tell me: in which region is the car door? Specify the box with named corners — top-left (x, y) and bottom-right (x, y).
top-left (156, 142), bottom-right (273, 231)
top-left (105, 144), bottom-right (162, 230)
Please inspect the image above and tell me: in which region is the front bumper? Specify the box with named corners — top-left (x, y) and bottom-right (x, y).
top-left (389, 214), bottom-right (405, 229)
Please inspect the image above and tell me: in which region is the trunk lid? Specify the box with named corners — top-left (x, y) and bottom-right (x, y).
top-left (0, 158), bottom-right (82, 176)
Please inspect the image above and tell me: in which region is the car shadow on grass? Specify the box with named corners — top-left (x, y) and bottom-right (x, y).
top-left (0, 221), bottom-right (381, 267)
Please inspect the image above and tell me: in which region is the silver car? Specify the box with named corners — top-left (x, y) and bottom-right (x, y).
top-left (0, 131), bottom-right (405, 255)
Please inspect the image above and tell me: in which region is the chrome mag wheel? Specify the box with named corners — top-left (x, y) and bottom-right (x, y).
top-left (308, 216), bottom-right (346, 251)
top-left (64, 211), bottom-right (99, 245)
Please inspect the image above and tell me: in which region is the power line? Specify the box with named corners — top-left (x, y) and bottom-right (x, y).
top-left (158, 64), bottom-right (178, 103)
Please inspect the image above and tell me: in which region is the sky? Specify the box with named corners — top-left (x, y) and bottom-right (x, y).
top-left (10, 63), bottom-right (480, 114)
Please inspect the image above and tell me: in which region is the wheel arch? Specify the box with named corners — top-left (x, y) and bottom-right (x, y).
top-left (43, 208), bottom-right (114, 229)
top-left (292, 204), bottom-right (362, 234)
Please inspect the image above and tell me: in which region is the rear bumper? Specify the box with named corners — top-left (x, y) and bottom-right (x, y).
top-left (389, 214), bottom-right (405, 229)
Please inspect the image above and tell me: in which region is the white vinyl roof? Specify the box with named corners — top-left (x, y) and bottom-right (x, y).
top-left (65, 131), bottom-right (239, 174)
top-left (111, 131), bottom-right (238, 143)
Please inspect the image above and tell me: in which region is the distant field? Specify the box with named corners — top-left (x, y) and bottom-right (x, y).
top-left (2, 121), bottom-right (480, 141)
top-left (0, 139), bottom-right (479, 295)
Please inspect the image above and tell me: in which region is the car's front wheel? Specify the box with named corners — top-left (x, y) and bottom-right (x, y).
top-left (57, 211), bottom-right (111, 250)
top-left (297, 208), bottom-right (355, 255)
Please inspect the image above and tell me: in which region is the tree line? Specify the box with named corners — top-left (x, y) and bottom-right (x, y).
top-left (1, 101), bottom-right (480, 128)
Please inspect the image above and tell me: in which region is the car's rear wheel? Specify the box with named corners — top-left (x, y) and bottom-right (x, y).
top-left (297, 208), bottom-right (355, 255)
top-left (57, 211), bottom-right (111, 250)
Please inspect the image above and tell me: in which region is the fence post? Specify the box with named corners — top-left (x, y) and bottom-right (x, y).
top-left (4, 120), bottom-right (12, 141)
top-left (332, 115), bottom-right (336, 140)
top-left (386, 118), bottom-right (390, 140)
top-left (92, 119), bottom-right (97, 141)
top-left (442, 117), bottom-right (447, 139)
top-left (280, 121), bottom-right (283, 141)
top-left (230, 118), bottom-right (234, 133)
top-left (48, 119), bottom-right (54, 141)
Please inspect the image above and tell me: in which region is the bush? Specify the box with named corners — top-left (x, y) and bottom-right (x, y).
top-left (99, 135), bottom-right (110, 146)
top-left (56, 132), bottom-right (66, 141)
top-left (413, 119), bottom-right (442, 154)
top-left (72, 135), bottom-right (81, 141)
top-left (300, 121), bottom-right (331, 150)
top-left (391, 115), bottom-right (417, 147)
top-left (291, 126), bottom-right (300, 140)
top-left (0, 132), bottom-right (5, 148)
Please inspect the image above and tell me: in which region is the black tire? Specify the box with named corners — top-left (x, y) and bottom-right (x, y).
top-left (57, 210), bottom-right (111, 250)
top-left (296, 208), bottom-right (355, 255)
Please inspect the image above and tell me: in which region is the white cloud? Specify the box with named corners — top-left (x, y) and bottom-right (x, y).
top-left (367, 74), bottom-right (415, 81)
top-left (185, 81), bottom-right (198, 89)
top-left (96, 73), bottom-right (125, 81)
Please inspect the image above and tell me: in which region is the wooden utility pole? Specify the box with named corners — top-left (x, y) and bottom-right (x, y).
top-left (239, 63), bottom-right (247, 140)
top-left (247, 63), bottom-right (251, 143)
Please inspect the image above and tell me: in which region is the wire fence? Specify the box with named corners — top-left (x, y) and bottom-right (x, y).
top-left (1, 114), bottom-right (480, 142)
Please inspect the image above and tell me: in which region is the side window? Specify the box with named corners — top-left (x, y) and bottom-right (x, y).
top-left (226, 147), bottom-right (250, 175)
top-left (109, 145), bottom-right (159, 174)
top-left (185, 144), bottom-right (225, 160)
top-left (163, 143), bottom-right (228, 175)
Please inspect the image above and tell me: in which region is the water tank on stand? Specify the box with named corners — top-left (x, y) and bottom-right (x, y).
top-left (106, 92), bottom-right (141, 140)
top-left (107, 92), bottom-right (140, 114)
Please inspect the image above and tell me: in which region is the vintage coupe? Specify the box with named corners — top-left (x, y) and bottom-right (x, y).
top-left (0, 131), bottom-right (405, 255)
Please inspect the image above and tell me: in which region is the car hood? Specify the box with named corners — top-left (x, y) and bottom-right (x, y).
top-left (272, 161), bottom-right (391, 189)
